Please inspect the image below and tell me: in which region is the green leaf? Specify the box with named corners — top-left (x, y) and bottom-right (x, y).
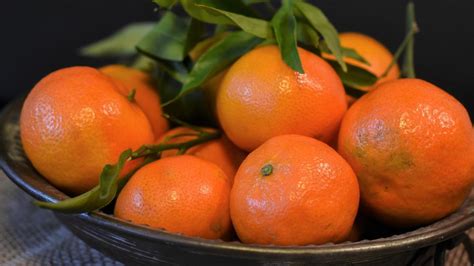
top-left (137, 46), bottom-right (189, 83)
top-left (297, 21), bottom-right (320, 48)
top-left (80, 22), bottom-right (153, 57)
top-left (136, 11), bottom-right (204, 62)
top-left (153, 0), bottom-right (177, 8)
top-left (342, 47), bottom-right (370, 65)
top-left (163, 31), bottom-right (262, 106)
top-left (242, 0), bottom-right (269, 4)
top-left (189, 32), bottom-right (229, 60)
top-left (380, 2), bottom-right (418, 79)
top-left (181, 0), bottom-right (257, 24)
top-left (195, 5), bottom-right (273, 39)
top-left (319, 41), bottom-right (369, 65)
top-left (294, 1), bottom-right (347, 71)
top-left (271, 0), bottom-right (304, 73)
top-left (325, 60), bottom-right (377, 91)
top-left (98, 150), bottom-right (132, 198)
top-left (35, 149), bottom-right (132, 213)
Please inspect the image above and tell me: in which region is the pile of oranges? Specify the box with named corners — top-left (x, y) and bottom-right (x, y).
top-left (20, 32), bottom-right (474, 246)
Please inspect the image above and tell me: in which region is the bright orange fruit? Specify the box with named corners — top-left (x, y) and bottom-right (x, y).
top-left (216, 45), bottom-right (347, 152)
top-left (231, 134), bottom-right (359, 245)
top-left (115, 155), bottom-right (232, 240)
top-left (20, 66), bottom-right (154, 194)
top-left (338, 78), bottom-right (474, 227)
top-left (100, 64), bottom-right (168, 138)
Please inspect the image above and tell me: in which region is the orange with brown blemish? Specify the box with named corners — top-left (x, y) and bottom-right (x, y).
top-left (338, 78), bottom-right (474, 227)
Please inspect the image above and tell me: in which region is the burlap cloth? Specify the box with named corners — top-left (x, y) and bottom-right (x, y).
top-left (0, 172), bottom-right (471, 265)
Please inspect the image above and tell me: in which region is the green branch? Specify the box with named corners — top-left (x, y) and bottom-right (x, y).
top-left (35, 118), bottom-right (221, 213)
top-left (381, 2), bottom-right (419, 78)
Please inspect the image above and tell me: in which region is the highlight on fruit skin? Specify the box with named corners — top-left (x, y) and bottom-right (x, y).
top-left (114, 155), bottom-right (232, 240)
top-left (20, 66), bottom-right (155, 195)
top-left (230, 134), bottom-right (359, 245)
top-left (217, 45), bottom-right (347, 152)
top-left (338, 78), bottom-right (474, 228)
top-left (100, 64), bottom-right (169, 139)
top-left (159, 127), bottom-right (247, 184)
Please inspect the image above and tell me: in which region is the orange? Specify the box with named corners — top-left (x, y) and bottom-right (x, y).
top-left (115, 155), bottom-right (232, 240)
top-left (230, 134), bottom-right (359, 245)
top-left (100, 64), bottom-right (168, 138)
top-left (20, 66), bottom-right (155, 194)
top-left (217, 45), bottom-right (347, 152)
top-left (338, 78), bottom-right (474, 228)
top-left (339, 32), bottom-right (400, 91)
top-left (159, 127), bottom-right (246, 183)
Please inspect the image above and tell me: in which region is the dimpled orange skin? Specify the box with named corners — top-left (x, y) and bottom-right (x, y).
top-left (217, 45), bottom-right (347, 152)
top-left (339, 32), bottom-right (400, 91)
top-left (114, 155), bottom-right (232, 240)
top-left (100, 64), bottom-right (168, 138)
top-left (159, 127), bottom-right (246, 184)
top-left (20, 66), bottom-right (155, 194)
top-left (338, 79), bottom-right (474, 228)
top-left (230, 134), bottom-right (360, 245)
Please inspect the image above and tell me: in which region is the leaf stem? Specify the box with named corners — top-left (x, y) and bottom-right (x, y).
top-left (162, 113), bottom-right (204, 133)
top-left (163, 132), bottom-right (200, 143)
top-left (137, 130), bottom-right (220, 158)
top-left (380, 2), bottom-right (419, 79)
top-left (402, 2), bottom-right (417, 78)
top-left (127, 88), bottom-right (137, 102)
top-left (36, 122), bottom-right (221, 213)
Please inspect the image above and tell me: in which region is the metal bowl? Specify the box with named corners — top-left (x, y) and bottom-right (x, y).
top-left (1, 98), bottom-right (473, 265)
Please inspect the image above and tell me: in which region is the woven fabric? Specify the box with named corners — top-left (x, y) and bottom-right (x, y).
top-left (0, 173), bottom-right (122, 265)
top-left (0, 172), bottom-right (471, 265)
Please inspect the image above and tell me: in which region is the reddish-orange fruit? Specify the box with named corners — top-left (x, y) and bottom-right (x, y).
top-left (20, 66), bottom-right (154, 194)
top-left (115, 155), bottom-right (232, 240)
top-left (159, 127), bottom-right (246, 183)
top-left (217, 45), bottom-right (347, 152)
top-left (339, 32), bottom-right (400, 91)
top-left (100, 64), bottom-right (168, 138)
top-left (338, 79), bottom-right (474, 228)
top-left (231, 134), bottom-right (359, 245)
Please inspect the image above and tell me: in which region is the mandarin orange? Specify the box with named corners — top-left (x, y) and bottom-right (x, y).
top-left (338, 78), bottom-right (474, 227)
top-left (115, 155), bottom-right (232, 240)
top-left (230, 134), bottom-right (359, 245)
top-left (20, 66), bottom-right (154, 194)
top-left (217, 45), bottom-right (347, 152)
top-left (100, 64), bottom-right (168, 138)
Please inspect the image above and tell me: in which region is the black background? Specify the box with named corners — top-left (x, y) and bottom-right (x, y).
top-left (1, 0), bottom-right (473, 116)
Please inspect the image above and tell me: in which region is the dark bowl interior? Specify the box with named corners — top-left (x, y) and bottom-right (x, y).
top-left (1, 98), bottom-right (473, 265)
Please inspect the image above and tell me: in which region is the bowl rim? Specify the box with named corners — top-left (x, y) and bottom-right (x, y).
top-left (2, 98), bottom-right (473, 259)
